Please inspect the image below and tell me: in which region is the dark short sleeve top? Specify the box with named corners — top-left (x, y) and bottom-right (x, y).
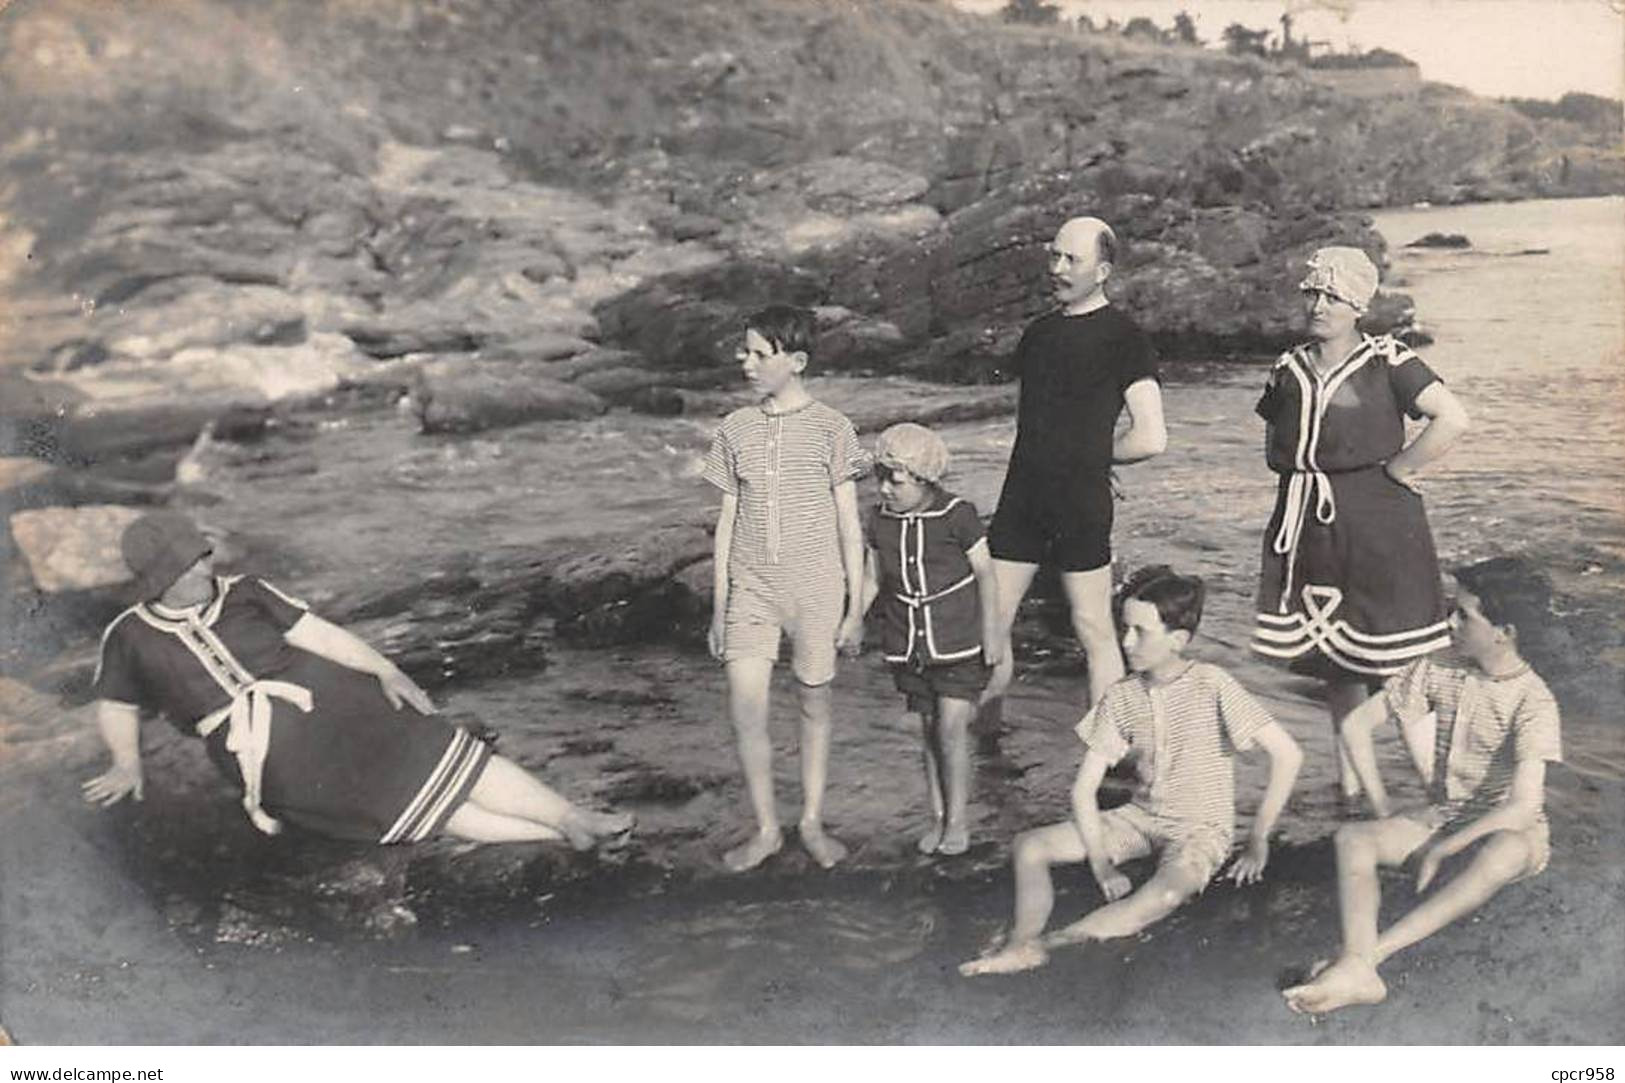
top-left (92, 576), bottom-right (311, 732)
top-left (868, 490), bottom-right (986, 663)
top-left (1256, 334), bottom-right (1441, 475)
top-left (1007, 307), bottom-right (1160, 486)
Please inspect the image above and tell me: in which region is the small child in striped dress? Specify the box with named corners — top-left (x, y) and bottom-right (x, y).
top-left (962, 566), bottom-right (1303, 976)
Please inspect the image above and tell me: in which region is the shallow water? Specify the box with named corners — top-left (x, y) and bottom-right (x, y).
top-left (904, 197), bottom-right (1625, 818)
top-left (205, 197), bottom-right (1624, 844)
top-left (11, 200), bottom-right (1623, 1045)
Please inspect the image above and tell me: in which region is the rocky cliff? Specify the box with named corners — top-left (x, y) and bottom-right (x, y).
top-left (2, 0), bottom-right (1617, 666)
top-left (6, 0), bottom-right (1613, 421)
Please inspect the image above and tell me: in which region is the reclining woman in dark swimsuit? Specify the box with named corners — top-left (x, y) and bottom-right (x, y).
top-left (84, 511), bottom-right (634, 850)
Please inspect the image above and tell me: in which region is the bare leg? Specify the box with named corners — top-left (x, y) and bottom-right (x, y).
top-left (796, 678), bottom-right (845, 868)
top-left (959, 821), bottom-right (1085, 976)
top-left (935, 696), bottom-right (974, 855)
top-left (444, 802), bottom-right (567, 844)
top-left (1373, 831), bottom-right (1536, 964)
top-left (1282, 817), bottom-right (1431, 1014)
top-left (463, 754), bottom-right (633, 850)
top-left (915, 707), bottom-right (945, 854)
top-left (979, 559), bottom-right (1040, 709)
top-left (1327, 679), bottom-right (1373, 800)
top-left (1060, 566), bottom-right (1124, 709)
top-left (1044, 862), bottom-right (1204, 946)
top-left (724, 658), bottom-right (783, 871)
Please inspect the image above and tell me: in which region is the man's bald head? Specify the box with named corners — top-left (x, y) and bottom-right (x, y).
top-left (1053, 216), bottom-right (1118, 268)
top-left (1048, 216), bottom-right (1118, 312)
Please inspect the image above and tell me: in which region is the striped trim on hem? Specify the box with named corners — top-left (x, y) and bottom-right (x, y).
top-left (379, 729), bottom-right (493, 844)
top-left (1251, 614), bottom-right (1452, 677)
top-left (1253, 582), bottom-right (1451, 675)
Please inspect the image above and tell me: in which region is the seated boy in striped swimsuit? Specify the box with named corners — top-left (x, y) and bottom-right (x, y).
top-left (962, 567), bottom-right (1303, 975)
top-left (1283, 557), bottom-right (1563, 1014)
top-left (704, 304), bottom-right (871, 872)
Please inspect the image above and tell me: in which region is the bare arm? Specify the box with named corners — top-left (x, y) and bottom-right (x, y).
top-left (708, 492), bottom-right (738, 659)
top-left (1112, 379), bottom-right (1168, 464)
top-left (966, 537), bottom-right (1003, 666)
top-left (285, 612), bottom-right (435, 713)
top-left (82, 700), bottom-right (144, 806)
top-left (833, 479), bottom-right (865, 653)
top-left (1226, 720), bottom-right (1303, 883)
top-left (1340, 691), bottom-right (1396, 818)
top-left (1071, 748), bottom-right (1130, 900)
top-left (1433, 759), bottom-right (1545, 857)
top-left (1417, 758), bottom-right (1546, 891)
top-left (1250, 720), bottom-right (1303, 841)
top-left (859, 545), bottom-right (880, 617)
top-left (1386, 381), bottom-right (1469, 482)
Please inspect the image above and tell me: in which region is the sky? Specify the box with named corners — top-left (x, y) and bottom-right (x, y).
top-left (951, 0), bottom-right (1625, 101)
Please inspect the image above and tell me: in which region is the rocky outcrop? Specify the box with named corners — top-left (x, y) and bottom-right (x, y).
top-left (0, 0), bottom-right (1609, 677)
top-left (1406, 232), bottom-right (1472, 249)
top-left (411, 361), bottom-right (608, 435)
top-left (8, 505), bottom-right (145, 593)
top-left (6, 0), bottom-right (1611, 430)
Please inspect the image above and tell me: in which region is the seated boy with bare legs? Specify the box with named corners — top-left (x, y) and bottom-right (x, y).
top-left (1283, 558), bottom-right (1563, 1014)
top-left (961, 567), bottom-right (1302, 976)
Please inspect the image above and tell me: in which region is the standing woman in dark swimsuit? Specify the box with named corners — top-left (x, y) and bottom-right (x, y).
top-left (1251, 247), bottom-right (1470, 802)
top-left (84, 511), bottom-right (634, 850)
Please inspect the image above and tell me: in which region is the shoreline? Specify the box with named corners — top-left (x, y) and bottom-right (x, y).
top-left (3, 725), bottom-right (1620, 1043)
top-left (5, 611), bottom-right (1623, 1043)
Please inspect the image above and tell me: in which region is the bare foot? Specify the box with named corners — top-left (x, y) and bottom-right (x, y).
top-left (800, 824), bottom-right (847, 868)
top-left (935, 823), bottom-right (969, 855)
top-left (558, 812), bottom-right (599, 851)
top-left (586, 809), bottom-right (636, 840)
top-left (959, 940), bottom-right (1047, 977)
top-left (723, 829), bottom-right (784, 872)
top-left (557, 808), bottom-right (635, 850)
top-left (1278, 957), bottom-right (1334, 990)
top-left (918, 824), bottom-right (943, 855)
top-left (1040, 917), bottom-right (1098, 949)
top-left (976, 927), bottom-right (1009, 957)
top-left (1282, 956), bottom-right (1388, 1014)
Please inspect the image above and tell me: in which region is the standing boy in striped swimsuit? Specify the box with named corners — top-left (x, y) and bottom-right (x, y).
top-left (704, 305), bottom-right (871, 871)
top-left (962, 567), bottom-right (1302, 975)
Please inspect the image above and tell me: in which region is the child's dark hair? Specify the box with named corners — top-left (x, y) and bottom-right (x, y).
top-left (1117, 564), bottom-right (1205, 635)
top-left (745, 304), bottom-right (816, 359)
top-left (1452, 557), bottom-right (1552, 640)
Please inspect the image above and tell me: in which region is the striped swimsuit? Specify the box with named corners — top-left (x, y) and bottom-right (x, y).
top-left (703, 400), bottom-right (871, 684)
top-left (1076, 663), bottom-right (1275, 882)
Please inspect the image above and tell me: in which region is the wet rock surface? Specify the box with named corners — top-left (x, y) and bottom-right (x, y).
top-left (411, 361), bottom-right (609, 434)
top-left (1407, 232), bottom-right (1473, 248)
